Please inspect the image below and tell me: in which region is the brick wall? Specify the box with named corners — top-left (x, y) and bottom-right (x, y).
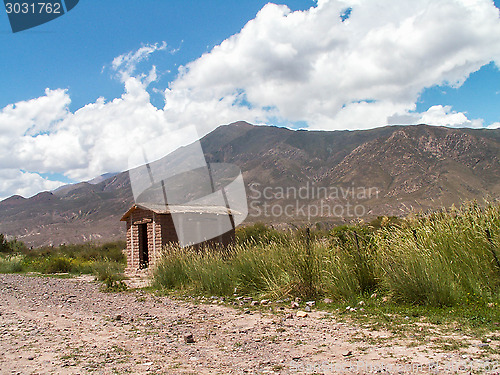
top-left (124, 208), bottom-right (236, 274)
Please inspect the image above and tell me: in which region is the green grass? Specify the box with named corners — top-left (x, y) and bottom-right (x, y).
top-left (153, 201), bottom-right (500, 311)
top-left (376, 202), bottom-right (500, 306)
top-left (0, 240), bottom-right (127, 290)
top-left (317, 296), bottom-right (500, 344)
top-left (0, 254), bottom-right (24, 273)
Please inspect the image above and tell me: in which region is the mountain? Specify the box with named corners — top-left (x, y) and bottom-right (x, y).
top-left (0, 122), bottom-right (498, 247)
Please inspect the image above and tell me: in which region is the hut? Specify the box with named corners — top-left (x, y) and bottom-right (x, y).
top-left (120, 203), bottom-right (235, 273)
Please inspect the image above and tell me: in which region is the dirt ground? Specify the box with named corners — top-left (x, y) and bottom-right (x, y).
top-left (0, 274), bottom-right (498, 374)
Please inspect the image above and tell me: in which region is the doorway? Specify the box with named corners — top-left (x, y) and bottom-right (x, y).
top-left (138, 223), bottom-right (149, 269)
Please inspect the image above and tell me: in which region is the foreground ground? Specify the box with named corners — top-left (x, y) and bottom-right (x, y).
top-left (1, 274), bottom-right (499, 374)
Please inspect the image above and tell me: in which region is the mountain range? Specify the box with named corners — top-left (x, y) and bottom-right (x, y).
top-left (1, 122), bottom-right (498, 247)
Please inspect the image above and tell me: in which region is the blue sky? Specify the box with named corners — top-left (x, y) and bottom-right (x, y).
top-left (0, 0), bottom-right (499, 199)
top-left (0, 1), bottom-right (315, 111)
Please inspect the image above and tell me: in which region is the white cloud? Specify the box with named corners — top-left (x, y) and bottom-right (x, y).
top-left (165, 0), bottom-right (500, 132)
top-left (0, 73), bottom-right (189, 198)
top-left (0, 169), bottom-right (65, 201)
top-left (389, 105), bottom-right (484, 128)
top-left (111, 41), bottom-right (167, 81)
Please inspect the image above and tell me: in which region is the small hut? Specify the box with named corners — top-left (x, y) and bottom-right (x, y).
top-left (120, 203), bottom-right (235, 273)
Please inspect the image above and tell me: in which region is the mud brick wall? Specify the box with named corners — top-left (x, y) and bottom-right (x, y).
top-left (124, 208), bottom-right (236, 273)
top-left (125, 208), bottom-right (161, 273)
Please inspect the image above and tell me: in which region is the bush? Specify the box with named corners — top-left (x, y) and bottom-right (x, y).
top-left (92, 261), bottom-right (127, 292)
top-left (0, 234), bottom-right (27, 254)
top-left (43, 256), bottom-right (74, 274)
top-left (0, 234), bottom-right (12, 253)
top-left (0, 255), bottom-right (25, 273)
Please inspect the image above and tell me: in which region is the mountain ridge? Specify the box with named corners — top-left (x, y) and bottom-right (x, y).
top-left (1, 122), bottom-right (498, 246)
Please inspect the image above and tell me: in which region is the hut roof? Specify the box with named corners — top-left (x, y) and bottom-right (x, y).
top-left (120, 203), bottom-right (236, 221)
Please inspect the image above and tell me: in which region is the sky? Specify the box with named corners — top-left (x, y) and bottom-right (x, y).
top-left (0, 0), bottom-right (499, 200)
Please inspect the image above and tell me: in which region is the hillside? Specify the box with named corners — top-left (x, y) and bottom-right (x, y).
top-left (0, 122), bottom-right (498, 246)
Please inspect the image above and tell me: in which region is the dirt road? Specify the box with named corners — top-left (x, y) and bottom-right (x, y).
top-left (0, 274), bottom-right (497, 374)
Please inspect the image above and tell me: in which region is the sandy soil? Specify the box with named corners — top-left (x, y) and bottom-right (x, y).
top-left (0, 273), bottom-right (498, 374)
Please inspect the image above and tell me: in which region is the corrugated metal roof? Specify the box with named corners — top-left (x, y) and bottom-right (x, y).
top-left (120, 203), bottom-right (237, 221)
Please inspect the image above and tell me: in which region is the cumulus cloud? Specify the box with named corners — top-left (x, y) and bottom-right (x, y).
top-left (0, 169), bottom-right (65, 201)
top-left (388, 105), bottom-right (484, 128)
top-left (165, 0), bottom-right (500, 131)
top-left (2, 0), bottom-right (500, 199)
top-left (0, 73), bottom-right (187, 199)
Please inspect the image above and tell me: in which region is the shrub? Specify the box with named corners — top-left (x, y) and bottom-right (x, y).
top-left (0, 234), bottom-right (12, 253)
top-left (0, 255), bottom-right (25, 273)
top-left (92, 261), bottom-right (127, 292)
top-left (0, 235), bottom-right (27, 254)
top-left (43, 256), bottom-right (74, 274)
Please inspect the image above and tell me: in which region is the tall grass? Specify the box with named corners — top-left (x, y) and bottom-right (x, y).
top-left (0, 255), bottom-right (24, 273)
top-left (322, 229), bottom-right (378, 301)
top-left (153, 201), bottom-right (500, 307)
top-left (376, 202), bottom-right (500, 306)
top-left (152, 235), bottom-right (323, 298)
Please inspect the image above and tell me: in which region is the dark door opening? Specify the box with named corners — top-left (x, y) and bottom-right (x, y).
top-left (138, 223), bottom-right (149, 269)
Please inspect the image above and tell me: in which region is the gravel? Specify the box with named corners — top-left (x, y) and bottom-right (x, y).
top-left (0, 273), bottom-right (493, 374)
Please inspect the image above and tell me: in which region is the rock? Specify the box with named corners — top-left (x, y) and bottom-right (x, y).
top-left (115, 314), bottom-right (122, 321)
top-left (27, 356), bottom-right (34, 360)
top-left (260, 299), bottom-right (270, 305)
top-left (382, 296), bottom-right (389, 302)
top-left (306, 301), bottom-right (315, 307)
top-left (358, 301), bottom-right (365, 306)
top-left (370, 293), bottom-right (377, 299)
top-left (296, 311), bottom-right (308, 318)
top-left (250, 301), bottom-right (259, 306)
top-left (304, 305), bottom-right (311, 312)
top-left (323, 298), bottom-right (333, 304)
top-left (184, 334), bottom-right (195, 344)
top-left (291, 301), bottom-right (300, 309)
top-left (295, 297), bottom-right (302, 303)
top-left (343, 351), bottom-right (353, 357)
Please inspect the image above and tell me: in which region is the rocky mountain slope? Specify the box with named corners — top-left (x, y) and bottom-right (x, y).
top-left (0, 122), bottom-right (498, 246)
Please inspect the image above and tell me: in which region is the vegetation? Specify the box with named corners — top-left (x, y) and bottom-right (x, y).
top-left (153, 201), bottom-right (500, 309)
top-left (0, 239), bottom-right (127, 290)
